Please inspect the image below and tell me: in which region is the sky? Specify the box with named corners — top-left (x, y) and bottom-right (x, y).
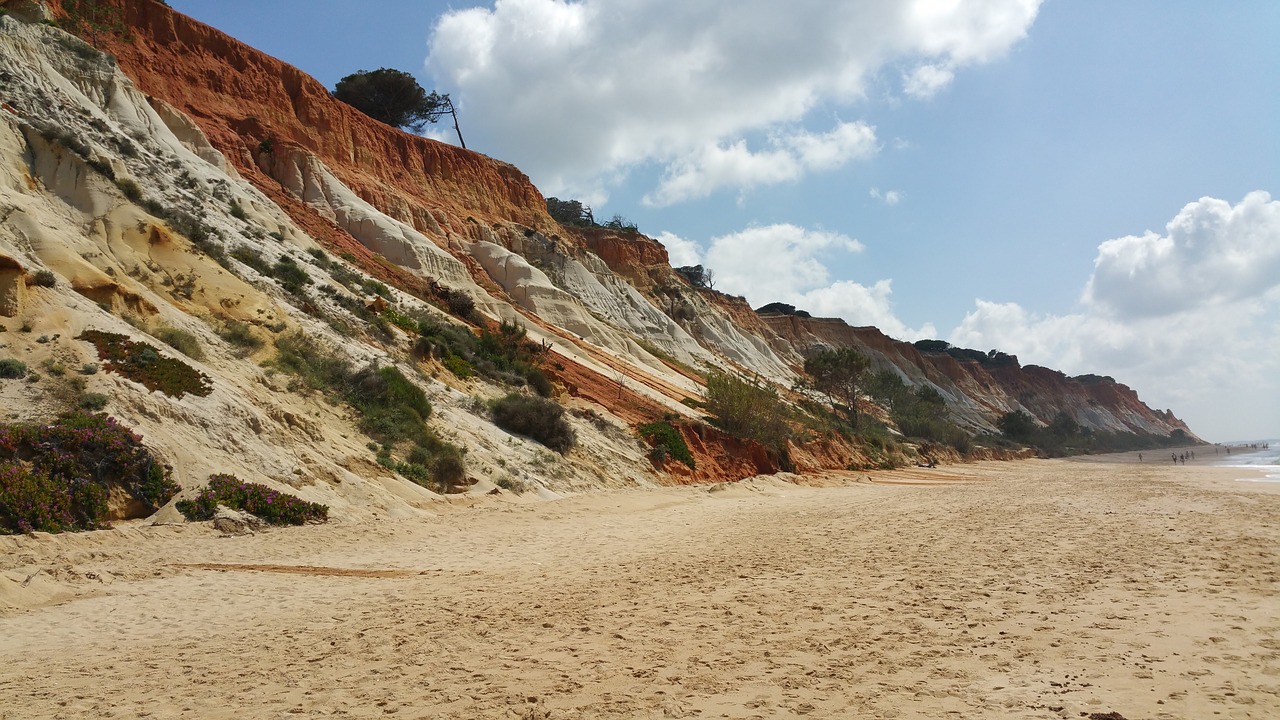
top-left (167, 0), bottom-right (1279, 442)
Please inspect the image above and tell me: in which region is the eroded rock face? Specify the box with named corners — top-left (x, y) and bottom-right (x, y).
top-left (0, 255), bottom-right (27, 317)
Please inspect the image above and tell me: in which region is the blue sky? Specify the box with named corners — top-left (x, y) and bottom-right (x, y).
top-left (168, 0), bottom-right (1278, 441)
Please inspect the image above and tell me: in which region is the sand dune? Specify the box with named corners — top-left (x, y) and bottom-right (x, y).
top-left (2, 459), bottom-right (1277, 719)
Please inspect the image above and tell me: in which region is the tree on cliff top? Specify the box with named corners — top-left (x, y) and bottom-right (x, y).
top-left (334, 68), bottom-right (465, 147)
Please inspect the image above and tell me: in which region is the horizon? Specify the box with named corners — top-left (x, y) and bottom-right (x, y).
top-left (167, 0), bottom-right (1279, 442)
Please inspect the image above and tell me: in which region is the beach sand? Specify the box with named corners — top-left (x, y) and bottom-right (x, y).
top-left (2, 458), bottom-right (1277, 719)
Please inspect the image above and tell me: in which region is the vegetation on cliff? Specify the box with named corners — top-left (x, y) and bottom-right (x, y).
top-left (77, 330), bottom-right (213, 399)
top-left (333, 68), bottom-right (455, 132)
top-left (996, 409), bottom-right (1194, 457)
top-left (176, 473), bottom-right (328, 526)
top-left (271, 332), bottom-right (467, 489)
top-left (638, 420), bottom-right (696, 469)
top-left (0, 412), bottom-right (178, 534)
top-left (491, 393), bottom-right (576, 454)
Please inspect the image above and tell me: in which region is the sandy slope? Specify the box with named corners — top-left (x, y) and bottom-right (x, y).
top-left (2, 459), bottom-right (1278, 719)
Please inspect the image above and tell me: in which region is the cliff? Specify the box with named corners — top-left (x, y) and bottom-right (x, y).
top-left (0, 0), bottom-right (1197, 530)
top-left (760, 313), bottom-right (1192, 436)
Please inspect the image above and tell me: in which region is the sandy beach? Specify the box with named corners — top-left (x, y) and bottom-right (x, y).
top-left (2, 458), bottom-right (1278, 719)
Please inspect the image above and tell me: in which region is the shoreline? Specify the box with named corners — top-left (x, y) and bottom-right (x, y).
top-left (2, 458), bottom-right (1278, 718)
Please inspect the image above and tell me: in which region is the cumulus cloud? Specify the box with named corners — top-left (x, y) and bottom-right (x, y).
top-left (427, 0), bottom-right (1041, 203)
top-left (654, 230), bottom-right (703, 268)
top-left (903, 63), bottom-right (955, 99)
top-left (949, 193), bottom-right (1280, 440)
top-left (1084, 191), bottom-right (1280, 317)
top-left (693, 224), bottom-right (935, 340)
top-left (705, 224), bottom-right (862, 301)
top-left (799, 280), bottom-right (938, 341)
top-left (643, 123), bottom-right (877, 206)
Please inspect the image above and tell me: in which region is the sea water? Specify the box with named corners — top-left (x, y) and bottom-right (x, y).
top-left (1216, 440), bottom-right (1280, 482)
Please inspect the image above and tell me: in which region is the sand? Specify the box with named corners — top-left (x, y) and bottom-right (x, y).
top-left (2, 458), bottom-right (1278, 719)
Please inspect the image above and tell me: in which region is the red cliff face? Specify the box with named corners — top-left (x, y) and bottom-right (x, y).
top-left (575, 227), bottom-right (671, 287)
top-left (87, 0), bottom-right (553, 238)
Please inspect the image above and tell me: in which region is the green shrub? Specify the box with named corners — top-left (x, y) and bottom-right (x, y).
top-left (229, 201), bottom-right (248, 221)
top-left (153, 325), bottom-right (205, 361)
top-left (377, 442), bottom-right (466, 492)
top-left (78, 392), bottom-right (109, 411)
top-left (347, 364), bottom-right (433, 445)
top-left (0, 359), bottom-right (27, 379)
top-left (440, 354), bottom-right (474, 379)
top-left (416, 319), bottom-right (551, 394)
top-left (31, 270), bottom-right (57, 288)
top-left (705, 371), bottom-right (790, 452)
top-left (271, 331), bottom-right (352, 394)
top-left (165, 209), bottom-right (228, 268)
top-left (381, 308), bottom-right (418, 333)
top-left (439, 287), bottom-right (476, 319)
top-left (638, 420), bottom-right (695, 469)
top-left (115, 177), bottom-right (142, 202)
top-left (176, 473), bottom-right (327, 525)
top-left (77, 330), bottom-right (212, 398)
top-left (0, 411), bottom-right (178, 534)
top-left (430, 448), bottom-right (467, 487)
top-left (217, 320), bottom-right (263, 350)
top-left (361, 278), bottom-right (391, 299)
top-left (272, 256), bottom-right (311, 295)
top-left (230, 246), bottom-right (272, 275)
top-left (492, 393), bottom-right (576, 453)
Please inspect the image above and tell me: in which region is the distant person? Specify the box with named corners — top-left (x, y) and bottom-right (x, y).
top-left (1138, 453), bottom-right (1143, 462)
top-left (1172, 453), bottom-right (1177, 464)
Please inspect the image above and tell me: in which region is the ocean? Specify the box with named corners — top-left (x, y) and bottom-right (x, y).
top-left (1216, 440), bottom-right (1280, 482)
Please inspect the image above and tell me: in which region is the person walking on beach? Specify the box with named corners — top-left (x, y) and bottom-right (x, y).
top-left (1172, 453), bottom-right (1177, 464)
top-left (1138, 453), bottom-right (1143, 462)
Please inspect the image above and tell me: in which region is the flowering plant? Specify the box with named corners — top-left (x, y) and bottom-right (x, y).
top-left (176, 473), bottom-right (328, 526)
top-left (77, 330), bottom-right (212, 398)
top-left (0, 411), bottom-right (178, 534)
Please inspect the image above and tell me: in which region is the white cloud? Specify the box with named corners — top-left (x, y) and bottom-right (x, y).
top-left (1084, 191), bottom-right (1280, 318)
top-left (705, 224), bottom-right (862, 301)
top-left (948, 193), bottom-right (1280, 441)
top-left (870, 187), bottom-right (903, 205)
top-left (643, 122), bottom-right (878, 206)
top-left (903, 63), bottom-right (955, 99)
top-left (655, 231), bottom-right (702, 268)
top-left (427, 0), bottom-right (1041, 203)
top-left (799, 280), bottom-right (937, 341)
top-left (696, 223), bottom-right (935, 340)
